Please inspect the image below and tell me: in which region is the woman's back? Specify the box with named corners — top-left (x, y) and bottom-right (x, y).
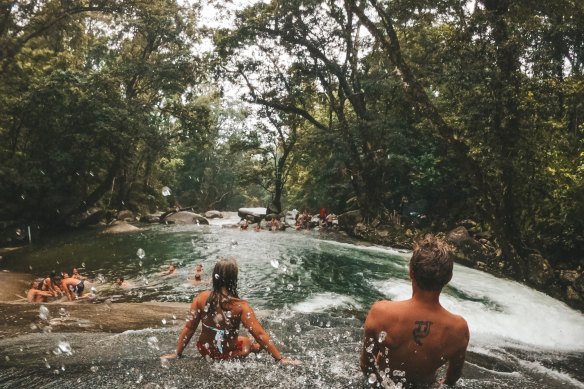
top-left (196, 290), bottom-right (244, 355)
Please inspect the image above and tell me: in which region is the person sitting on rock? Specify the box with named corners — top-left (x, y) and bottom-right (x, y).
top-left (27, 282), bottom-right (54, 303)
top-left (35, 271), bottom-right (63, 297)
top-left (270, 217), bottom-right (281, 231)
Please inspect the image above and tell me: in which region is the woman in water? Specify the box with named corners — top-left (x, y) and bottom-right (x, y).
top-left (162, 258), bottom-right (297, 364)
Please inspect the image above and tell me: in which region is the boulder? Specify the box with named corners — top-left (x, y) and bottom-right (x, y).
top-left (446, 226), bottom-right (487, 266)
top-left (66, 207), bottom-right (106, 227)
top-left (574, 274), bottom-right (584, 294)
top-left (265, 213), bottom-right (282, 222)
top-left (446, 226), bottom-right (472, 246)
top-left (559, 270), bottom-right (580, 284)
top-left (204, 210), bottom-right (223, 219)
top-left (116, 209), bottom-right (135, 221)
top-left (164, 211), bottom-right (209, 225)
top-left (566, 286), bottom-right (582, 303)
top-left (140, 212), bottom-right (163, 223)
top-left (338, 210), bottom-right (363, 230)
top-left (525, 253), bottom-right (553, 287)
top-left (238, 208), bottom-right (266, 224)
top-left (102, 221), bottom-right (141, 234)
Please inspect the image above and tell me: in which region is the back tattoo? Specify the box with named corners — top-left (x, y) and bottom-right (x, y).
top-left (412, 321), bottom-right (433, 345)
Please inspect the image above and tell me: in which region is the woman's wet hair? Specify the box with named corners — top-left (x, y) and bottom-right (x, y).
top-left (206, 257), bottom-right (239, 314)
top-left (211, 257), bottom-right (239, 298)
top-left (409, 234), bottom-right (453, 290)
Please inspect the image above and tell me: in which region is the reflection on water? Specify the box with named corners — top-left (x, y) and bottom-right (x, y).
top-left (1, 222), bottom-right (584, 388)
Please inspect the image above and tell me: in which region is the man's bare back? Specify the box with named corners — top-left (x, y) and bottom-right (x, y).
top-left (361, 235), bottom-right (469, 387)
top-left (361, 298), bottom-right (469, 387)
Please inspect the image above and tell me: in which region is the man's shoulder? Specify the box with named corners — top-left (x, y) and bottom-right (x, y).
top-left (442, 308), bottom-right (469, 329)
top-left (367, 300), bottom-right (403, 322)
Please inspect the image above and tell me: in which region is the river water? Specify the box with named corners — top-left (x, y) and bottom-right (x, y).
top-left (0, 215), bottom-right (583, 388)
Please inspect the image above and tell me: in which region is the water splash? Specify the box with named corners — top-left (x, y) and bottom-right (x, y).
top-left (147, 336), bottom-right (159, 351)
top-left (53, 341), bottom-right (73, 356)
top-left (136, 248), bottom-right (146, 259)
top-left (39, 305), bottom-right (50, 320)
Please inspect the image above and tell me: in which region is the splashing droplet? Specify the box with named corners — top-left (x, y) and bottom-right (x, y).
top-left (161, 318), bottom-right (167, 325)
top-left (90, 366), bottom-right (99, 373)
top-left (39, 305), bottom-right (50, 320)
top-left (160, 357), bottom-right (170, 369)
top-left (147, 336), bottom-right (159, 351)
top-left (136, 248), bottom-right (145, 259)
top-left (214, 274), bottom-right (219, 280)
top-left (54, 341), bottom-right (73, 356)
top-left (270, 259), bottom-right (279, 269)
top-left (368, 373), bottom-right (377, 384)
top-left (295, 323), bottom-right (301, 333)
top-left (59, 308), bottom-right (67, 317)
top-left (161, 186), bottom-right (171, 196)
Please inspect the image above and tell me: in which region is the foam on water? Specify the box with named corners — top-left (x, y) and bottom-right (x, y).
top-left (371, 265), bottom-right (584, 352)
top-left (292, 292), bottom-right (362, 313)
top-left (318, 239), bottom-right (411, 259)
top-left (448, 265), bottom-right (584, 351)
top-left (517, 359), bottom-right (584, 388)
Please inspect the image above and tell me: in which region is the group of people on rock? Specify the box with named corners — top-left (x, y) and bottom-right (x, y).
top-left (27, 268), bottom-right (87, 303)
top-left (239, 218), bottom-right (281, 231)
top-left (27, 260), bottom-right (209, 304)
top-left (295, 209), bottom-right (337, 230)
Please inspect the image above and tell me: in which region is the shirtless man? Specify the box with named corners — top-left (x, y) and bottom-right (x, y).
top-left (361, 235), bottom-right (469, 388)
top-left (59, 277), bottom-right (86, 301)
top-left (27, 282), bottom-right (54, 303)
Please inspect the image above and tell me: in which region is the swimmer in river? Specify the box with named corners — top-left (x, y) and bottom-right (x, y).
top-left (254, 223), bottom-right (261, 232)
top-left (190, 263), bottom-right (205, 284)
top-left (115, 276), bottom-right (129, 288)
top-left (161, 257), bottom-right (299, 364)
top-left (360, 235), bottom-right (469, 387)
top-left (167, 264), bottom-right (177, 275)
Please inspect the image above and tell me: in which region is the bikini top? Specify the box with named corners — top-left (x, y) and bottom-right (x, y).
top-left (202, 322), bottom-right (226, 353)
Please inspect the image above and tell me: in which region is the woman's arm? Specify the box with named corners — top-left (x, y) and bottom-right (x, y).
top-left (241, 304), bottom-right (283, 361)
top-left (162, 294), bottom-right (203, 359)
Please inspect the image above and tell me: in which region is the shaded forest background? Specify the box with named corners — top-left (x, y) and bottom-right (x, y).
top-left (1, 1), bottom-right (583, 283)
